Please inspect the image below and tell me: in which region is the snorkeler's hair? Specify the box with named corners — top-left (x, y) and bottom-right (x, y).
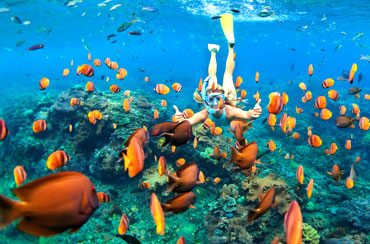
top-left (193, 85), bottom-right (243, 108)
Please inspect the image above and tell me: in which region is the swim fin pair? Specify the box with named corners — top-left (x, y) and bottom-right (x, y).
top-left (220, 13), bottom-right (235, 46)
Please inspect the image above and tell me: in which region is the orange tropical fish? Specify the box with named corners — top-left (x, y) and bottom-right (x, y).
top-left (304, 91), bottom-right (312, 101)
top-left (112, 123), bottom-right (117, 129)
top-left (268, 92), bottom-right (284, 115)
top-left (118, 214), bottom-right (129, 235)
top-left (253, 91), bottom-right (260, 102)
top-left (328, 90), bottom-right (339, 101)
top-left (158, 156), bottom-right (168, 176)
top-left (327, 164), bottom-right (344, 181)
top-left (177, 236), bottom-right (186, 244)
top-left (104, 57), bottom-right (111, 66)
top-left (348, 63), bottom-right (357, 84)
top-left (345, 177), bottom-right (354, 189)
top-left (93, 59), bottom-right (101, 66)
top-left (69, 124), bottom-right (72, 132)
top-left (282, 92), bottom-right (289, 106)
top-left (176, 158), bottom-right (186, 167)
top-left (320, 108), bottom-right (332, 120)
top-left (292, 133), bottom-right (300, 140)
top-left (88, 111), bottom-right (96, 125)
top-left (351, 104), bottom-right (360, 115)
top-left (172, 83), bottom-right (182, 92)
top-left (88, 53), bottom-right (91, 61)
top-left (92, 110), bottom-right (102, 120)
top-left (79, 64), bottom-right (94, 77)
top-left (62, 68), bottom-right (69, 77)
top-left (308, 134), bottom-right (322, 147)
top-left (213, 177), bottom-right (221, 184)
top-left (214, 127), bottom-right (222, 135)
top-left (86, 81), bottom-right (95, 92)
top-left (14, 165), bottom-right (27, 186)
top-left (150, 193), bottom-right (165, 235)
top-left (124, 90), bottom-right (130, 97)
top-left (322, 78), bottom-right (334, 88)
top-left (280, 113), bottom-right (288, 133)
top-left (267, 140), bottom-right (276, 152)
top-left (307, 178), bottom-right (314, 198)
top-left (284, 201), bottom-right (302, 244)
top-left (106, 76), bottom-right (110, 82)
top-left (355, 156), bottom-right (361, 163)
top-left (308, 64), bottom-right (313, 76)
top-left (154, 109), bottom-right (159, 119)
top-left (299, 82), bottom-right (307, 92)
top-left (122, 137), bottom-right (145, 178)
top-left (154, 84), bottom-right (170, 95)
top-left (123, 98), bottom-right (130, 112)
top-left (110, 85), bottom-right (121, 93)
top-left (210, 122), bottom-right (215, 134)
top-left (355, 94), bottom-right (360, 99)
top-left (161, 100), bottom-right (167, 107)
top-left (235, 76), bottom-right (243, 88)
top-left (359, 117), bottom-right (370, 130)
top-left (198, 78), bottom-right (202, 92)
top-left (255, 71), bottom-right (259, 83)
top-left (117, 68), bottom-right (127, 77)
top-left (46, 150), bottom-right (70, 170)
top-left (339, 106), bottom-right (346, 115)
top-left (364, 94), bottom-right (370, 100)
top-left (140, 182), bottom-right (151, 189)
top-left (240, 89), bottom-right (247, 99)
top-left (271, 237), bottom-right (278, 244)
top-left (116, 73), bottom-right (125, 80)
top-left (198, 170), bottom-right (205, 183)
top-left (193, 137), bottom-right (198, 148)
top-left (172, 145), bottom-right (176, 153)
top-left (183, 109), bottom-right (194, 119)
top-left (108, 61), bottom-right (118, 70)
top-left (172, 115), bottom-right (177, 122)
top-left (267, 113), bottom-right (277, 130)
top-left (39, 77), bottom-right (50, 90)
top-left (97, 192), bottom-right (111, 203)
top-left (145, 76), bottom-right (150, 82)
top-left (313, 112), bottom-right (319, 117)
top-left (314, 96), bottom-right (326, 109)
top-left (32, 119), bottom-right (48, 133)
top-left (325, 143), bottom-right (338, 155)
top-left (203, 118), bottom-right (212, 128)
top-left (345, 140), bottom-right (351, 150)
top-left (287, 117), bottom-right (296, 130)
top-left (70, 98), bottom-right (80, 106)
top-left (296, 165), bottom-right (304, 184)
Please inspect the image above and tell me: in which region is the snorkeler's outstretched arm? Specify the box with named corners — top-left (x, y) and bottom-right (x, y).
top-left (229, 99), bottom-right (262, 120)
top-left (173, 106), bottom-right (209, 126)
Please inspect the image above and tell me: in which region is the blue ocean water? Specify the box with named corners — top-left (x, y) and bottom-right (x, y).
top-left (0, 0), bottom-right (370, 243)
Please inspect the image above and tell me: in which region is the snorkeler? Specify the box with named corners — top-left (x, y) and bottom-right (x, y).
top-left (173, 13), bottom-right (262, 128)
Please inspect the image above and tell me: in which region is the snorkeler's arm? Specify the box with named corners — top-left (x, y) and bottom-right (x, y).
top-left (173, 106), bottom-right (208, 126)
top-left (229, 99), bottom-right (262, 120)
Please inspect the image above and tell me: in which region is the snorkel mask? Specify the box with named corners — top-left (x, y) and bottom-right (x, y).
top-left (201, 75), bottom-right (225, 114)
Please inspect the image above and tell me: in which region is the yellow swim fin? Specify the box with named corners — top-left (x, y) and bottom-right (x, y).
top-left (220, 13), bottom-right (235, 45)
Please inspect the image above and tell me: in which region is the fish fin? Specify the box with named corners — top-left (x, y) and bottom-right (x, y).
top-left (17, 218), bottom-right (63, 237)
top-left (160, 203), bottom-right (170, 212)
top-left (255, 159), bottom-right (266, 165)
top-left (271, 200), bottom-right (279, 208)
top-left (258, 193), bottom-right (266, 202)
top-left (228, 146), bottom-right (242, 165)
top-left (189, 204), bottom-right (196, 209)
top-left (0, 194), bottom-right (23, 230)
top-left (123, 153), bottom-right (130, 172)
top-left (80, 191), bottom-right (89, 214)
top-left (117, 148), bottom-right (127, 163)
top-left (69, 226), bottom-right (82, 234)
top-left (227, 128), bottom-right (235, 135)
top-left (260, 118), bottom-right (267, 125)
top-left (161, 133), bottom-right (174, 146)
top-left (165, 174), bottom-right (179, 193)
top-left (327, 172), bottom-right (332, 175)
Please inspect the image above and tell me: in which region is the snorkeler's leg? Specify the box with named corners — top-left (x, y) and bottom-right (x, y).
top-left (223, 45), bottom-right (236, 101)
top-left (207, 48), bottom-right (218, 89)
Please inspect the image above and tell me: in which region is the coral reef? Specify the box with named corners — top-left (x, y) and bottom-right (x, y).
top-left (337, 196), bottom-right (370, 232)
top-left (302, 223), bottom-right (320, 244)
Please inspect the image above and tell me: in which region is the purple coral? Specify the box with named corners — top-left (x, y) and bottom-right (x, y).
top-left (337, 196), bottom-right (370, 231)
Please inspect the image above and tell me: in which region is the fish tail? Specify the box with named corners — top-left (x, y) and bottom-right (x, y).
top-left (0, 194), bottom-right (24, 230)
top-left (229, 146), bottom-right (240, 165)
top-left (166, 174), bottom-right (179, 193)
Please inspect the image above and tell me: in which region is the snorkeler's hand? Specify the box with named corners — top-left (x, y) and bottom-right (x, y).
top-left (173, 105), bottom-right (185, 122)
top-left (250, 99), bottom-right (262, 119)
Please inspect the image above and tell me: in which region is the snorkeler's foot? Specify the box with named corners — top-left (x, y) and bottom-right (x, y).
top-left (208, 44), bottom-right (220, 53)
top-left (229, 42), bottom-right (235, 48)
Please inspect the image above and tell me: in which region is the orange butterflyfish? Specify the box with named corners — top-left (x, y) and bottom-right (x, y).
top-left (92, 110), bottom-right (102, 120)
top-left (76, 66), bottom-right (81, 75)
top-left (312, 112), bottom-right (319, 117)
top-left (117, 214), bottom-right (129, 235)
top-left (355, 94), bottom-right (360, 99)
top-left (304, 91), bottom-right (312, 101)
top-left (116, 73), bottom-right (125, 80)
top-left (213, 177), bottom-right (221, 184)
top-left (267, 113), bottom-right (277, 130)
top-left (154, 84), bottom-right (170, 95)
top-left (154, 109), bottom-right (159, 119)
top-left (70, 59), bottom-right (73, 66)
top-left (69, 124), bottom-right (72, 132)
top-left (140, 182), bottom-right (151, 189)
top-left (327, 143), bottom-right (338, 155)
top-left (70, 98), bottom-right (80, 106)
top-left (348, 63), bottom-right (357, 84)
top-left (255, 71), bottom-right (259, 83)
top-left (171, 145), bottom-right (176, 153)
top-left (110, 85), bottom-right (121, 93)
top-left (328, 90), bottom-right (339, 101)
top-left (292, 133), bottom-right (300, 140)
top-left (62, 68), bottom-right (70, 77)
top-left (287, 117), bottom-right (296, 130)
top-left (203, 118), bottom-right (212, 129)
top-left (345, 177), bottom-right (354, 189)
top-left (345, 140), bottom-right (351, 150)
top-left (117, 68), bottom-right (127, 77)
top-left (355, 156), bottom-right (361, 163)
top-left (93, 59), bottom-right (102, 66)
top-left (210, 122), bottom-right (215, 134)
top-left (253, 91), bottom-right (260, 102)
top-left (339, 106), bottom-right (346, 115)
top-left (307, 178), bottom-right (314, 198)
top-left (280, 113), bottom-right (288, 133)
top-left (240, 89), bottom-right (247, 99)
top-left (150, 193), bottom-right (165, 235)
top-left (299, 82), bottom-right (307, 92)
top-left (86, 81), bottom-right (95, 92)
top-left (106, 76), bottom-right (110, 82)
top-left (123, 90), bottom-right (130, 97)
top-left (282, 92), bottom-right (289, 105)
top-left (46, 150), bottom-right (70, 170)
top-left (97, 192), bottom-right (111, 203)
top-left (268, 92), bottom-right (284, 115)
top-left (320, 108), bottom-right (332, 120)
top-left (161, 100), bottom-right (167, 107)
top-left (198, 78), bottom-right (202, 92)
top-left (32, 120), bottom-right (48, 133)
top-left (359, 117), bottom-right (370, 130)
top-left (145, 76), bottom-right (150, 82)
top-left (176, 158), bottom-right (186, 167)
top-left (322, 78), bottom-right (334, 88)
top-left (364, 94), bottom-right (370, 100)
top-left (327, 164), bottom-right (344, 181)
top-left (88, 111), bottom-right (96, 125)
top-left (108, 61), bottom-right (118, 70)
top-left (193, 137), bottom-right (198, 148)
top-left (284, 201), bottom-right (302, 244)
top-left (267, 140), bottom-right (276, 152)
top-left (183, 109), bottom-right (194, 119)
top-left (308, 134), bottom-right (322, 147)
top-left (123, 98), bottom-right (130, 112)
top-left (351, 104), bottom-right (360, 115)
top-left (104, 58), bottom-right (111, 66)
top-left (314, 96), bottom-right (327, 109)
top-left (129, 95), bottom-right (133, 102)
top-left (308, 64), bottom-right (313, 76)
top-left (79, 64), bottom-right (94, 77)
top-left (198, 170), bottom-right (205, 184)
top-left (177, 236), bottom-right (186, 244)
top-left (172, 82), bottom-right (182, 92)
top-left (158, 156), bottom-right (168, 176)
top-left (235, 76), bottom-right (243, 88)
top-left (39, 77), bottom-right (50, 90)
top-left (296, 165), bottom-right (304, 185)
top-left (14, 165), bottom-right (27, 186)
top-left (88, 52), bottom-right (91, 61)
top-left (214, 127), bottom-right (222, 135)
